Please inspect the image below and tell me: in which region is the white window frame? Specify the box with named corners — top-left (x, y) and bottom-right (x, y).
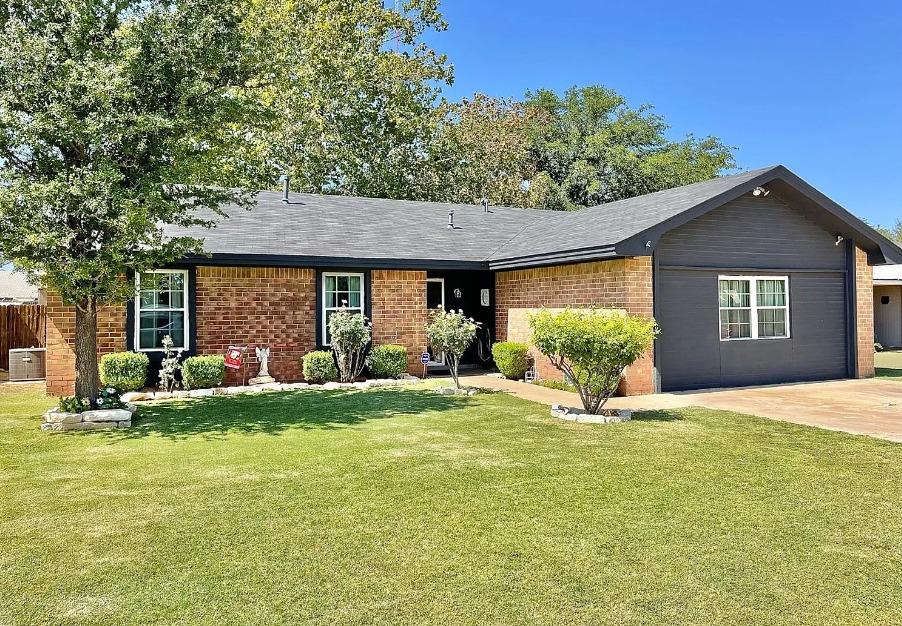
top-left (134, 269), bottom-right (190, 352)
top-left (321, 272), bottom-right (365, 344)
top-left (718, 275), bottom-right (791, 341)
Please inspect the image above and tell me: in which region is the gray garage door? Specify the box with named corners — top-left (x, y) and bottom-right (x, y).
top-left (656, 270), bottom-right (848, 391)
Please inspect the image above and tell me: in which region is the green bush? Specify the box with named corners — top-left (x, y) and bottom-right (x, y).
top-left (491, 341), bottom-right (531, 379)
top-left (303, 350), bottom-right (338, 384)
top-left (531, 378), bottom-right (576, 393)
top-left (530, 308), bottom-right (658, 414)
top-left (366, 344), bottom-right (408, 378)
top-left (99, 351), bottom-right (149, 392)
top-left (425, 309), bottom-right (480, 388)
top-left (182, 355), bottom-right (225, 390)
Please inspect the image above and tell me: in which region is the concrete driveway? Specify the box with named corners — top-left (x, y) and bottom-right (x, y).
top-left (467, 375), bottom-right (902, 443)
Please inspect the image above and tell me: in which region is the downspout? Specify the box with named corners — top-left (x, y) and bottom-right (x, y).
top-left (845, 238), bottom-right (858, 378)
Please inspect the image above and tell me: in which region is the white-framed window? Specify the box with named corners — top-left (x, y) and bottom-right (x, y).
top-left (322, 272), bottom-right (364, 345)
top-left (718, 275), bottom-right (790, 341)
top-left (135, 270), bottom-right (189, 351)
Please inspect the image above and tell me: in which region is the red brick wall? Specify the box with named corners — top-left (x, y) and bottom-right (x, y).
top-left (43, 291), bottom-right (127, 396)
top-left (370, 270), bottom-right (428, 375)
top-left (495, 258), bottom-right (656, 395)
top-left (855, 246), bottom-right (875, 378)
top-left (195, 267), bottom-right (316, 384)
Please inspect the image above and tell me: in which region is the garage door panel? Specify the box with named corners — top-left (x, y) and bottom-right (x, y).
top-left (657, 270), bottom-right (721, 390)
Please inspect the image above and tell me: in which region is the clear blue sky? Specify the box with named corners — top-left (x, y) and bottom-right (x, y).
top-left (423, 0), bottom-right (902, 227)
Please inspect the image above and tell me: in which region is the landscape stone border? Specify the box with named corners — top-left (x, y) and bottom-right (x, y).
top-left (550, 404), bottom-right (632, 424)
top-left (432, 386), bottom-right (481, 396)
top-left (42, 406), bottom-right (135, 432)
top-left (41, 376), bottom-right (422, 432)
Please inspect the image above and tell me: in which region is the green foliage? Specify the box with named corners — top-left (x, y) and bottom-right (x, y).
top-left (531, 378), bottom-right (577, 393)
top-left (96, 387), bottom-right (125, 409)
top-left (303, 351), bottom-right (338, 384)
top-left (491, 341), bottom-right (531, 380)
top-left (366, 344), bottom-right (409, 379)
top-left (328, 310), bottom-right (372, 383)
top-left (57, 396), bottom-right (89, 413)
top-left (529, 308), bottom-right (658, 414)
top-left (425, 309), bottom-right (480, 388)
top-left (99, 352), bottom-right (150, 392)
top-left (233, 0), bottom-right (451, 199)
top-left (872, 219), bottom-right (902, 244)
top-left (182, 356), bottom-right (226, 390)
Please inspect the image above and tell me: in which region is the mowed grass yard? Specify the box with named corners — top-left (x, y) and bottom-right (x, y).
top-left (1, 383), bottom-right (901, 626)
top-left (876, 350), bottom-right (902, 378)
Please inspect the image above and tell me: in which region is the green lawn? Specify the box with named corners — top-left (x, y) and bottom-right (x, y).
top-left (876, 350), bottom-right (902, 379)
top-left (1, 384), bottom-right (901, 626)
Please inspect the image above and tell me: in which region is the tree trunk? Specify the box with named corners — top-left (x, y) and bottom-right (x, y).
top-left (74, 296), bottom-right (99, 400)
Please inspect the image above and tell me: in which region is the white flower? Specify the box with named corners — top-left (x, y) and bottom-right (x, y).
top-left (97, 398), bottom-right (104, 405)
top-left (106, 388), bottom-right (115, 394)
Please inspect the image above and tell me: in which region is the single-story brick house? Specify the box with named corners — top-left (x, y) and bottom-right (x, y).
top-left (44, 165), bottom-right (902, 396)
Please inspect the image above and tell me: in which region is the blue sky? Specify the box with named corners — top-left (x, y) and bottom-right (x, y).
top-left (423, 0), bottom-right (902, 227)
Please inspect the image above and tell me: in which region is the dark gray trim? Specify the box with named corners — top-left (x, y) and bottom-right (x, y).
top-left (845, 239), bottom-right (858, 378)
top-left (488, 245), bottom-right (619, 270)
top-left (651, 251), bottom-right (661, 393)
top-left (659, 265), bottom-right (846, 274)
top-left (315, 269), bottom-right (372, 348)
top-left (183, 253), bottom-right (485, 271)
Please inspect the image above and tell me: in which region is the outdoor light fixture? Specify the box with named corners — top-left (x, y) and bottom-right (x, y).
top-left (835, 234), bottom-right (844, 246)
top-left (752, 186), bottom-right (770, 197)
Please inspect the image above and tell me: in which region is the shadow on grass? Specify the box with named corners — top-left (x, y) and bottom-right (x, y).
top-left (876, 368), bottom-right (902, 379)
top-left (110, 388), bottom-right (470, 440)
top-left (629, 409), bottom-right (684, 423)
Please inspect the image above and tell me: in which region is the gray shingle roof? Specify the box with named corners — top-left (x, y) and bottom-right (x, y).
top-left (166, 165), bottom-right (902, 268)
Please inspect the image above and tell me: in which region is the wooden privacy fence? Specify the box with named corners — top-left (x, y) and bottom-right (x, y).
top-left (0, 304), bottom-right (46, 370)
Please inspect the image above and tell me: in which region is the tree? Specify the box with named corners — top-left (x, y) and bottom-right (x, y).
top-left (418, 94), bottom-right (545, 206)
top-left (873, 219), bottom-right (902, 244)
top-left (425, 309), bottom-right (479, 389)
top-left (529, 309), bottom-right (658, 414)
top-left (231, 0), bottom-right (452, 198)
top-left (0, 0), bottom-right (257, 400)
top-left (523, 86), bottom-right (735, 210)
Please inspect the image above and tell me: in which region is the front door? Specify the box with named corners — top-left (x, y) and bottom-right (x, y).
top-left (426, 278), bottom-right (445, 366)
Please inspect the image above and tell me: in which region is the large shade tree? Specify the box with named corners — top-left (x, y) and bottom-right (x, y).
top-left (0, 0), bottom-right (258, 399)
top-left (231, 0), bottom-right (452, 198)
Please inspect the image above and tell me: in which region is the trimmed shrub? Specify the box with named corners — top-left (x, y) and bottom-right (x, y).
top-left (328, 309), bottom-right (371, 382)
top-left (182, 355), bottom-right (225, 390)
top-left (491, 341), bottom-right (530, 379)
top-left (366, 344), bottom-right (408, 378)
top-left (99, 351), bottom-right (149, 392)
top-left (530, 308), bottom-right (658, 414)
top-left (303, 350), bottom-right (338, 384)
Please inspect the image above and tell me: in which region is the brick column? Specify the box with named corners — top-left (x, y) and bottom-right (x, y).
top-left (370, 270), bottom-right (428, 375)
top-left (42, 290), bottom-right (126, 396)
top-left (855, 246), bottom-right (875, 378)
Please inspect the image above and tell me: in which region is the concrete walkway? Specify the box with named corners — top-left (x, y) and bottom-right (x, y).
top-left (465, 374), bottom-right (902, 443)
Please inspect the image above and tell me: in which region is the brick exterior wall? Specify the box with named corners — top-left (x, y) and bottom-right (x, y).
top-left (495, 258), bottom-right (656, 396)
top-left (370, 270), bottom-right (428, 375)
top-left (43, 291), bottom-right (127, 396)
top-left (195, 267), bottom-right (316, 384)
top-left (855, 246), bottom-right (875, 378)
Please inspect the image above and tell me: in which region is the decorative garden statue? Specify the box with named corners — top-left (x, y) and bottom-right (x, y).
top-left (249, 346), bottom-right (275, 385)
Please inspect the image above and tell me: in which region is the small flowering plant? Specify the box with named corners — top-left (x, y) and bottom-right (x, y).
top-left (425, 308), bottom-right (480, 389)
top-left (58, 395), bottom-right (89, 413)
top-left (96, 387), bottom-right (125, 410)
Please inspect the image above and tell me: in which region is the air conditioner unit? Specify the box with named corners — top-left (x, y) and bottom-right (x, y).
top-left (9, 348), bottom-right (46, 382)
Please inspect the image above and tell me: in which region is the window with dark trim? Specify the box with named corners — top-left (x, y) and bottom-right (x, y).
top-left (135, 270), bottom-right (189, 350)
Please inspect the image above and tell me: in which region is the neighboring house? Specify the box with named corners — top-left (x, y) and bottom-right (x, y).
top-left (874, 264), bottom-right (902, 348)
top-left (0, 270), bottom-right (38, 305)
top-left (43, 165), bottom-right (902, 396)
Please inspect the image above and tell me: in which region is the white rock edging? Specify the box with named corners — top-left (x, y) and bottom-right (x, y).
top-left (42, 406), bottom-right (135, 432)
top-left (550, 404), bottom-right (632, 424)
